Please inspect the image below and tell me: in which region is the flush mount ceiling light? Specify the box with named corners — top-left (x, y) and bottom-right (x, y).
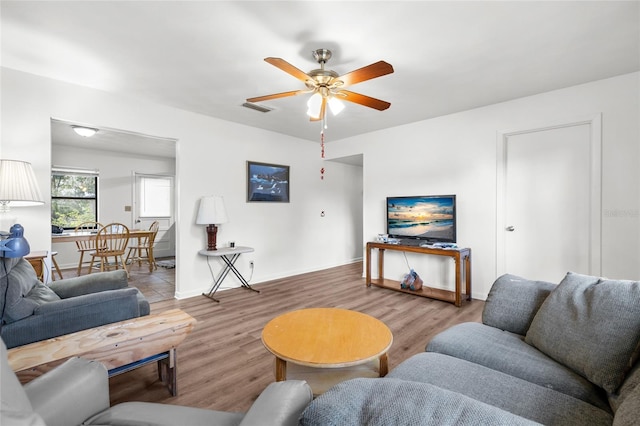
top-left (246, 48), bottom-right (394, 127)
top-left (71, 125), bottom-right (99, 137)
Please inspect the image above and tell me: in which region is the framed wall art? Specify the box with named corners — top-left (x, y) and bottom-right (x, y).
top-left (247, 161), bottom-right (290, 202)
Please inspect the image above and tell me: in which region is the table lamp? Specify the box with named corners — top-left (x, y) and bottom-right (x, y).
top-left (0, 159), bottom-right (44, 213)
top-left (196, 196), bottom-right (228, 251)
top-left (0, 224), bottom-right (30, 258)
top-left (0, 159), bottom-right (41, 258)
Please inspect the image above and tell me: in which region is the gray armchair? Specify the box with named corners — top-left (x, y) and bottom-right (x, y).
top-left (0, 257), bottom-right (150, 349)
top-left (0, 339), bottom-right (313, 426)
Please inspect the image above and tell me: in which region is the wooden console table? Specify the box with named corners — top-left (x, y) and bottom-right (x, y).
top-left (366, 242), bottom-right (472, 307)
top-left (8, 309), bottom-right (196, 395)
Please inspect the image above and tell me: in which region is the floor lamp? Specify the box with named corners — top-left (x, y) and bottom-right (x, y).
top-left (196, 196), bottom-right (228, 251)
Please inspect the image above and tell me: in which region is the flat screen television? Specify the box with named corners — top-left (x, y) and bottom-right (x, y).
top-left (386, 195), bottom-right (456, 243)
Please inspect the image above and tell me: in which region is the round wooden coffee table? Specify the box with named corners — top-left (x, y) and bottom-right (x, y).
top-left (261, 308), bottom-right (393, 393)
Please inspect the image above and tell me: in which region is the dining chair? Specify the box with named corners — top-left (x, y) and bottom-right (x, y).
top-left (126, 221), bottom-right (160, 272)
top-left (88, 223), bottom-right (131, 277)
top-left (74, 221), bottom-right (104, 275)
top-left (50, 251), bottom-right (64, 280)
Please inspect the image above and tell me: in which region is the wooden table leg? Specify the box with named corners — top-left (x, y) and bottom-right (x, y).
top-left (379, 353), bottom-right (388, 377)
top-left (455, 255), bottom-right (462, 307)
top-left (275, 357), bottom-right (287, 381)
top-left (465, 252), bottom-right (472, 301)
top-left (158, 348), bottom-right (178, 396)
top-left (378, 249), bottom-right (385, 283)
top-left (366, 244), bottom-right (372, 286)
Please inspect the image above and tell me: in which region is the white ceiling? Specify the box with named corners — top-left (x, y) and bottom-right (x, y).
top-left (50, 119), bottom-right (178, 159)
top-left (2, 1), bottom-right (639, 153)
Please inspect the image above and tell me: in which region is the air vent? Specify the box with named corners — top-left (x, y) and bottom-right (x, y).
top-left (242, 102), bottom-right (272, 113)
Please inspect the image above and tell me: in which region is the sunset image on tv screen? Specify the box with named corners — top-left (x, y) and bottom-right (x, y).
top-left (387, 196), bottom-right (455, 240)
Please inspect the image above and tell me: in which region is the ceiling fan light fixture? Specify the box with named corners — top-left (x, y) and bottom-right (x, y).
top-left (71, 125), bottom-right (99, 137)
top-left (248, 48), bottom-right (393, 126)
top-left (328, 97), bottom-right (345, 116)
top-left (306, 92), bottom-right (323, 119)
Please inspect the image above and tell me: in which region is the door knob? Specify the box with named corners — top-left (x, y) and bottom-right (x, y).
top-left (506, 226), bottom-right (515, 232)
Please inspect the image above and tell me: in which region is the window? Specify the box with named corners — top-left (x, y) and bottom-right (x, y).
top-left (138, 176), bottom-right (171, 217)
top-left (51, 168), bottom-right (99, 229)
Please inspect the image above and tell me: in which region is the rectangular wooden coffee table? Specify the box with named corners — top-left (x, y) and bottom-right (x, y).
top-left (262, 308), bottom-right (393, 395)
top-left (7, 309), bottom-right (196, 396)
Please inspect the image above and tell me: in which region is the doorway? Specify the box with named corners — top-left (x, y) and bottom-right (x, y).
top-left (51, 119), bottom-right (177, 301)
top-left (496, 116), bottom-right (602, 282)
top-left (133, 173), bottom-right (175, 259)
top-left (327, 154), bottom-right (364, 261)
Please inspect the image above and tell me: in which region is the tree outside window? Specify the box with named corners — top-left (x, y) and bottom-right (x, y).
top-left (51, 170), bottom-right (98, 229)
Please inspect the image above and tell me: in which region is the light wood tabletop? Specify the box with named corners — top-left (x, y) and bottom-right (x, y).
top-left (52, 229), bottom-right (153, 243)
top-left (9, 309), bottom-right (196, 395)
top-left (8, 309), bottom-right (196, 373)
top-left (261, 307), bottom-right (393, 385)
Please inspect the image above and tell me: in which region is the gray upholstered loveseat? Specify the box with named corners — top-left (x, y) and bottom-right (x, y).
top-left (300, 272), bottom-right (640, 425)
top-left (0, 257), bottom-right (150, 348)
top-left (0, 338), bottom-right (313, 426)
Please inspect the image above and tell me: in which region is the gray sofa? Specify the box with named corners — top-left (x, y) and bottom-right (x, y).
top-left (300, 272), bottom-right (640, 425)
top-left (0, 339), bottom-right (313, 426)
top-left (1, 257), bottom-right (150, 348)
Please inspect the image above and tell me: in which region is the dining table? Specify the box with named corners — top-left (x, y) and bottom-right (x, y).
top-left (52, 229), bottom-right (154, 244)
top-left (52, 229), bottom-right (157, 274)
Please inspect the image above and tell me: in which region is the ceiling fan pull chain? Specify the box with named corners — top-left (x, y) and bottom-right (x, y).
top-left (320, 131), bottom-right (325, 180)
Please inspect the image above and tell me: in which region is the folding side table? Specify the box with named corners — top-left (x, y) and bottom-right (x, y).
top-left (199, 246), bottom-right (259, 302)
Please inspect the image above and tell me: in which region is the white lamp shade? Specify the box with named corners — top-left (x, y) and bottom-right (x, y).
top-left (196, 196), bottom-right (228, 225)
top-left (306, 93), bottom-right (323, 119)
top-left (0, 160), bottom-right (44, 209)
top-left (328, 97), bottom-right (345, 115)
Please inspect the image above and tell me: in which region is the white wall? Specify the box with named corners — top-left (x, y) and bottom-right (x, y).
top-left (327, 72), bottom-right (639, 299)
top-left (0, 68), bottom-right (363, 298)
top-left (51, 144), bottom-right (175, 268)
top-left (3, 68), bottom-right (637, 301)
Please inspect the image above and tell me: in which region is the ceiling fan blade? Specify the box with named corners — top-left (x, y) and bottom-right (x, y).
top-left (339, 90), bottom-right (391, 111)
top-left (338, 61), bottom-right (394, 87)
top-left (265, 57), bottom-right (312, 82)
top-left (310, 97), bottom-right (327, 122)
top-left (246, 90), bottom-right (306, 103)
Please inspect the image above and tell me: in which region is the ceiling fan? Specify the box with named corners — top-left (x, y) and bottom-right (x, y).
top-left (246, 48), bottom-right (394, 123)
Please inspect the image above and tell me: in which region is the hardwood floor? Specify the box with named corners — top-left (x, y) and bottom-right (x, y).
top-left (99, 260), bottom-right (483, 413)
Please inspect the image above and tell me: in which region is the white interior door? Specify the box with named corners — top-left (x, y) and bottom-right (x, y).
top-left (133, 173), bottom-right (175, 258)
top-left (497, 117), bottom-right (601, 283)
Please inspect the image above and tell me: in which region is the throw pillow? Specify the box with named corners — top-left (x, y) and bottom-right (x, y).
top-left (525, 272), bottom-right (640, 393)
top-left (482, 274), bottom-right (556, 335)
